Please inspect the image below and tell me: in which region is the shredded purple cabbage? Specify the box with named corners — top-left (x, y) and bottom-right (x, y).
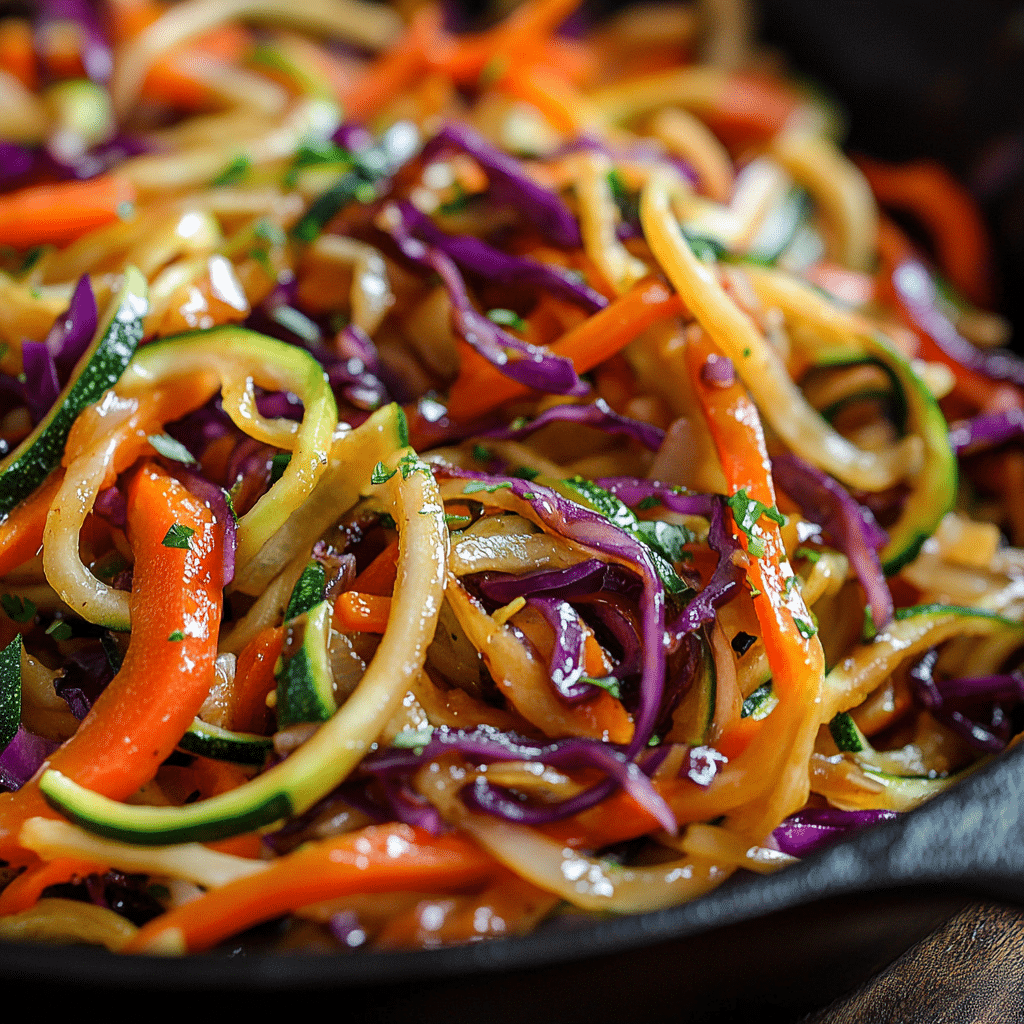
top-left (909, 648), bottom-right (1016, 752)
top-left (435, 463), bottom-right (667, 755)
top-left (771, 453), bottom-right (893, 630)
top-left (400, 202), bottom-right (606, 312)
top-left (36, 0), bottom-right (113, 83)
top-left (12, 274), bottom-right (98, 425)
top-left (0, 726), bottom-right (58, 792)
top-left (384, 202), bottom-right (585, 395)
top-left (771, 806), bottom-right (898, 858)
top-left (949, 408), bottom-right (1024, 455)
top-left (362, 724), bottom-right (676, 833)
top-left (423, 123), bottom-right (582, 248)
top-left (528, 595), bottom-right (600, 702)
top-left (894, 257), bottom-right (1024, 388)
top-left (476, 558), bottom-right (642, 605)
top-left (594, 478), bottom-right (716, 519)
top-left (667, 497), bottom-right (747, 640)
top-left (481, 399), bottom-right (664, 452)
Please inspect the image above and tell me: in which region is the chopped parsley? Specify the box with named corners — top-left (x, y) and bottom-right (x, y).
top-left (486, 308), bottom-right (526, 332)
top-left (45, 620), bottom-right (72, 641)
top-left (862, 605), bottom-right (878, 641)
top-left (794, 616), bottom-right (818, 639)
top-left (727, 489), bottom-right (785, 558)
top-left (168, 630), bottom-right (185, 642)
top-left (371, 461), bottom-right (396, 485)
top-left (444, 513), bottom-right (471, 529)
top-left (162, 523), bottom-right (195, 550)
top-left (795, 546), bottom-right (821, 563)
top-left (464, 480), bottom-right (513, 494)
top-left (211, 154), bottom-right (251, 187)
top-left (584, 676), bottom-right (622, 700)
top-left (1, 594), bottom-right (36, 623)
top-left (472, 444), bottom-right (491, 463)
top-left (636, 495), bottom-right (662, 511)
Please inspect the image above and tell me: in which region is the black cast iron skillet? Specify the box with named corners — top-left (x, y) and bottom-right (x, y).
top-left (2, 735), bottom-right (1023, 1019)
top-left (3, 2), bottom-right (1023, 1019)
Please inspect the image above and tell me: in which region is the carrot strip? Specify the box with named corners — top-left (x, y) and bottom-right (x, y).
top-left (444, 277), bottom-right (685, 422)
top-left (858, 156), bottom-right (993, 307)
top-left (0, 464), bottom-right (224, 862)
top-left (123, 823), bottom-right (497, 954)
top-left (230, 625), bottom-right (284, 734)
top-left (0, 858), bottom-right (107, 916)
top-left (0, 471), bottom-right (63, 579)
top-left (0, 176), bottom-right (137, 249)
top-left (341, 4), bottom-right (445, 121)
top-left (351, 538), bottom-right (399, 596)
top-left (655, 332), bottom-right (824, 833)
top-left (334, 591), bottom-right (391, 634)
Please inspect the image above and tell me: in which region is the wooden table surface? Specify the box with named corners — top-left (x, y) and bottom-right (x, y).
top-left (800, 901), bottom-right (1024, 1022)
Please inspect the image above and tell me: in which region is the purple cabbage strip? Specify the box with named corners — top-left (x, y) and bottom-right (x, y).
top-left (0, 726), bottom-right (58, 792)
top-left (949, 408), bottom-right (1024, 455)
top-left (36, 0), bottom-right (113, 83)
top-left (19, 341), bottom-right (61, 425)
top-left (400, 201), bottom-right (606, 312)
top-left (893, 257), bottom-right (1024, 388)
top-left (176, 469), bottom-right (237, 588)
top-left (667, 497), bottom-right (746, 640)
top-left (423, 122), bottom-right (582, 248)
top-left (94, 485), bottom-right (126, 528)
top-left (362, 724), bottom-right (676, 833)
top-left (771, 452), bottom-right (893, 631)
top-left (435, 463), bottom-right (667, 756)
top-left (771, 806), bottom-right (899, 858)
top-left (595, 477), bottom-right (717, 519)
top-left (19, 274), bottom-right (98, 424)
top-left (481, 398), bottom-right (664, 452)
top-left (476, 558), bottom-right (642, 605)
top-left (385, 202), bottom-right (584, 395)
top-left (46, 274), bottom-right (98, 380)
top-left (909, 648), bottom-right (1014, 753)
top-left (379, 774), bottom-right (446, 835)
top-left (528, 596), bottom-right (598, 702)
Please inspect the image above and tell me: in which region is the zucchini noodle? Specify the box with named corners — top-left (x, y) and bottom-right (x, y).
top-left (0, 0), bottom-right (1020, 957)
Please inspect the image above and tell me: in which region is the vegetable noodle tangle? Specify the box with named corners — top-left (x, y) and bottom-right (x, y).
top-left (0, 0), bottom-right (1020, 955)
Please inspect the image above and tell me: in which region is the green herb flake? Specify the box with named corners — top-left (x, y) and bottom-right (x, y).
top-left (727, 488), bottom-right (785, 558)
top-left (512, 466), bottom-right (539, 480)
top-left (862, 605), bottom-right (878, 642)
top-left (749, 586), bottom-right (762, 597)
top-left (168, 630), bottom-right (185, 642)
top-left (398, 452), bottom-right (429, 480)
top-left (472, 444), bottom-right (491, 463)
top-left (743, 347), bottom-right (752, 358)
top-left (371, 461), bottom-right (396, 485)
top-left (211, 154), bottom-right (251, 187)
top-left (464, 480), bottom-right (513, 494)
top-left (584, 676), bottom-right (622, 700)
top-left (783, 575), bottom-right (799, 597)
top-left (1, 594), bottom-right (36, 623)
top-left (444, 513), bottom-right (471, 529)
top-left (636, 495), bottom-right (662, 511)
top-left (794, 616), bottom-right (818, 639)
top-left (486, 308), bottom-right (526, 332)
top-left (269, 451), bottom-right (291, 486)
top-left (162, 523), bottom-right (195, 550)
top-left (46, 620), bottom-right (72, 641)
top-left (378, 513), bottom-right (397, 531)
top-left (521, 491), bottom-right (538, 500)
top-left (147, 433), bottom-right (196, 465)
top-left (795, 546), bottom-right (821, 564)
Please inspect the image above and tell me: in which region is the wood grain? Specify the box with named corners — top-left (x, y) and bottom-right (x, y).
top-left (802, 902), bottom-right (1024, 1023)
